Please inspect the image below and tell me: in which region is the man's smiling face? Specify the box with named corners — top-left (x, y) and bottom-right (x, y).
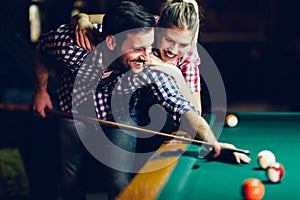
top-left (118, 29), bottom-right (154, 73)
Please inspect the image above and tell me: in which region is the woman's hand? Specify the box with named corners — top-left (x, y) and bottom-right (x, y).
top-left (147, 54), bottom-right (198, 108)
top-left (75, 28), bottom-right (95, 51)
top-left (70, 13), bottom-right (95, 50)
top-left (146, 54), bottom-right (182, 79)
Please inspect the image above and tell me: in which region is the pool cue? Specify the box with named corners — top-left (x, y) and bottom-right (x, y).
top-left (45, 108), bottom-right (250, 155)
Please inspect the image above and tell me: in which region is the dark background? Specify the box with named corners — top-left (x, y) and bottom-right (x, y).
top-left (1, 0), bottom-right (300, 111)
top-left (0, 0), bottom-right (299, 198)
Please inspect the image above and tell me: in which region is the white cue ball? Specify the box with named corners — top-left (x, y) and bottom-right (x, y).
top-left (257, 150), bottom-right (276, 169)
top-left (226, 114), bottom-right (238, 127)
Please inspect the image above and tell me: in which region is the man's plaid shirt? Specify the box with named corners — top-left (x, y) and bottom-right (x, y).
top-left (37, 24), bottom-right (200, 122)
top-left (93, 67), bottom-right (199, 123)
top-left (37, 24), bottom-right (101, 112)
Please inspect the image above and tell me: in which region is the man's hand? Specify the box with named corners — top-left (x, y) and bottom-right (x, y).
top-left (219, 142), bottom-right (251, 164)
top-left (32, 90), bottom-right (52, 118)
top-left (212, 141), bottom-right (222, 158)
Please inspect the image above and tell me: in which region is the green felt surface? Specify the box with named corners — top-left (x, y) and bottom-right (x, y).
top-left (157, 112), bottom-right (300, 200)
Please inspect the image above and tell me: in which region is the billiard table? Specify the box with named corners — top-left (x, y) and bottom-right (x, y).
top-left (117, 111), bottom-right (300, 200)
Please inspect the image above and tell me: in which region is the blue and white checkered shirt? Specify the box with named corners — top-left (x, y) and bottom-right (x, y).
top-left (37, 24), bottom-right (102, 112)
top-left (37, 24), bottom-right (200, 122)
top-left (93, 67), bottom-right (199, 123)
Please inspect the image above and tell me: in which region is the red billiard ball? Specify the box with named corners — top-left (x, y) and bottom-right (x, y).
top-left (226, 114), bottom-right (238, 127)
top-left (242, 178), bottom-right (265, 200)
top-left (267, 162), bottom-right (285, 183)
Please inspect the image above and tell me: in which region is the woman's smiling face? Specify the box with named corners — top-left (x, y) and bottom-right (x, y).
top-left (156, 26), bottom-right (193, 63)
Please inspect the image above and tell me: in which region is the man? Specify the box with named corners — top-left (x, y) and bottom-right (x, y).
top-left (33, 1), bottom-right (156, 200)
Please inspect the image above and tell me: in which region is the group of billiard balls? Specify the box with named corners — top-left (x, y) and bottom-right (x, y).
top-left (242, 150), bottom-right (285, 200)
top-left (225, 114), bottom-right (285, 199)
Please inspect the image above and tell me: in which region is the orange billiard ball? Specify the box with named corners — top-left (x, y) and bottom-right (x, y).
top-left (226, 114), bottom-right (238, 127)
top-left (242, 178), bottom-right (265, 200)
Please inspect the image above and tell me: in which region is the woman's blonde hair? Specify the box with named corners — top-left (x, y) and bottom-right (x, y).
top-left (158, 0), bottom-right (203, 43)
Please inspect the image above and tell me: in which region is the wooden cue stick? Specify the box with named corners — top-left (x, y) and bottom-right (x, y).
top-left (45, 108), bottom-right (250, 155)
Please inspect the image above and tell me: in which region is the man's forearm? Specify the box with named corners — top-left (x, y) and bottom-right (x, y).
top-left (172, 73), bottom-right (199, 109)
top-left (193, 92), bottom-right (202, 113)
top-left (181, 110), bottom-right (218, 145)
top-left (33, 48), bottom-right (49, 92)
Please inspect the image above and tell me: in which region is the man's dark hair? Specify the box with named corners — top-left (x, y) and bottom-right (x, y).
top-left (102, 1), bottom-right (155, 37)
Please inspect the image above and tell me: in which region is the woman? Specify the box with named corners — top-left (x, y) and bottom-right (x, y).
top-left (149, 0), bottom-right (202, 111)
